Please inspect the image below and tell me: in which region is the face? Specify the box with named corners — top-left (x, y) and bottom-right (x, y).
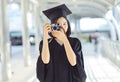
top-left (56, 17), bottom-right (68, 33)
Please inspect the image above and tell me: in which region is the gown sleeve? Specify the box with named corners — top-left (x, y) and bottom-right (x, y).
top-left (36, 41), bottom-right (48, 82)
top-left (71, 38), bottom-right (87, 82)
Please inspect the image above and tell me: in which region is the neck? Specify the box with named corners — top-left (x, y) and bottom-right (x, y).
top-left (55, 38), bottom-right (63, 45)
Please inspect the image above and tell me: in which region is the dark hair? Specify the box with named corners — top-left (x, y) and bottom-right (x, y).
top-left (50, 16), bottom-right (71, 37)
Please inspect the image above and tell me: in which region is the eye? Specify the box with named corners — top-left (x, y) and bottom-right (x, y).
top-left (63, 22), bottom-right (67, 26)
top-left (56, 23), bottom-right (60, 26)
top-left (57, 24), bottom-right (60, 26)
top-left (63, 23), bottom-right (66, 25)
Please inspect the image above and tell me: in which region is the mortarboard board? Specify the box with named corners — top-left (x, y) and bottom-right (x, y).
top-left (42, 4), bottom-right (72, 21)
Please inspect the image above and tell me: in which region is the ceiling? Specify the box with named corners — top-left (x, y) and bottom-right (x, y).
top-left (9, 0), bottom-right (120, 19)
top-left (38, 0), bottom-right (120, 19)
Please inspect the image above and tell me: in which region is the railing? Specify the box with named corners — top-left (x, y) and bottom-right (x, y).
top-left (99, 37), bottom-right (120, 68)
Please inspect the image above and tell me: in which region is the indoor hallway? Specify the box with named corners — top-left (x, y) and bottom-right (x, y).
top-left (83, 42), bottom-right (120, 82)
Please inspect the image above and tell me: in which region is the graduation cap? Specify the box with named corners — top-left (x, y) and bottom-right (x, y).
top-left (42, 4), bottom-right (72, 21)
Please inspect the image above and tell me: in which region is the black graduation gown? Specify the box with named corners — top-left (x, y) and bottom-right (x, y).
top-left (36, 37), bottom-right (87, 82)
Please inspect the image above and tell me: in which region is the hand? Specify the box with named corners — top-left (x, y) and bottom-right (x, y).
top-left (51, 28), bottom-right (67, 42)
top-left (43, 23), bottom-right (52, 36)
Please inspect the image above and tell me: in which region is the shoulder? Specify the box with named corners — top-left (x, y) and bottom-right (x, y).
top-left (68, 37), bottom-right (81, 47)
top-left (68, 37), bottom-right (81, 44)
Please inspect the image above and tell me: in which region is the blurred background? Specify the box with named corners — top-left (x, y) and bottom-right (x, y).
top-left (0, 0), bottom-right (120, 82)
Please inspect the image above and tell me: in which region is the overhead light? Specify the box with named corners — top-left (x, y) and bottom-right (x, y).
top-left (116, 5), bottom-right (120, 9)
top-left (73, 0), bottom-right (76, 2)
top-left (30, 0), bottom-right (38, 4)
top-left (47, 2), bottom-right (59, 5)
top-left (105, 10), bottom-right (113, 20)
top-left (11, 3), bottom-right (20, 10)
top-left (9, 0), bottom-right (13, 2)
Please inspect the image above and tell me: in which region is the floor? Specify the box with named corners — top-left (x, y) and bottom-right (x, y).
top-left (83, 43), bottom-right (120, 82)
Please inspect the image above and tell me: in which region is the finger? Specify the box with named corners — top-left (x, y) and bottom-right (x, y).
top-left (44, 25), bottom-right (51, 32)
top-left (52, 30), bottom-right (58, 34)
top-left (44, 23), bottom-right (51, 28)
top-left (43, 23), bottom-right (48, 27)
top-left (52, 31), bottom-right (61, 37)
top-left (60, 27), bottom-right (64, 31)
top-left (51, 31), bottom-right (56, 35)
top-left (48, 28), bottom-right (52, 33)
top-left (43, 23), bottom-right (52, 33)
top-left (45, 25), bottom-right (51, 29)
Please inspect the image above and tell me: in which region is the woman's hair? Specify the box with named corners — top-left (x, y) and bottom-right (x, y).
top-left (50, 16), bottom-right (71, 37)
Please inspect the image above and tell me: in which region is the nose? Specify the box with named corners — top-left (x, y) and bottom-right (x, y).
top-left (59, 23), bottom-right (63, 27)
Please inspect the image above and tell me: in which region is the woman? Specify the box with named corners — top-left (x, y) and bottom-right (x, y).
top-left (36, 4), bottom-right (86, 82)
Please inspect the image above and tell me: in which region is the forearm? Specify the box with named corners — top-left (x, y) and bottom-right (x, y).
top-left (63, 37), bottom-right (76, 66)
top-left (41, 34), bottom-right (50, 64)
